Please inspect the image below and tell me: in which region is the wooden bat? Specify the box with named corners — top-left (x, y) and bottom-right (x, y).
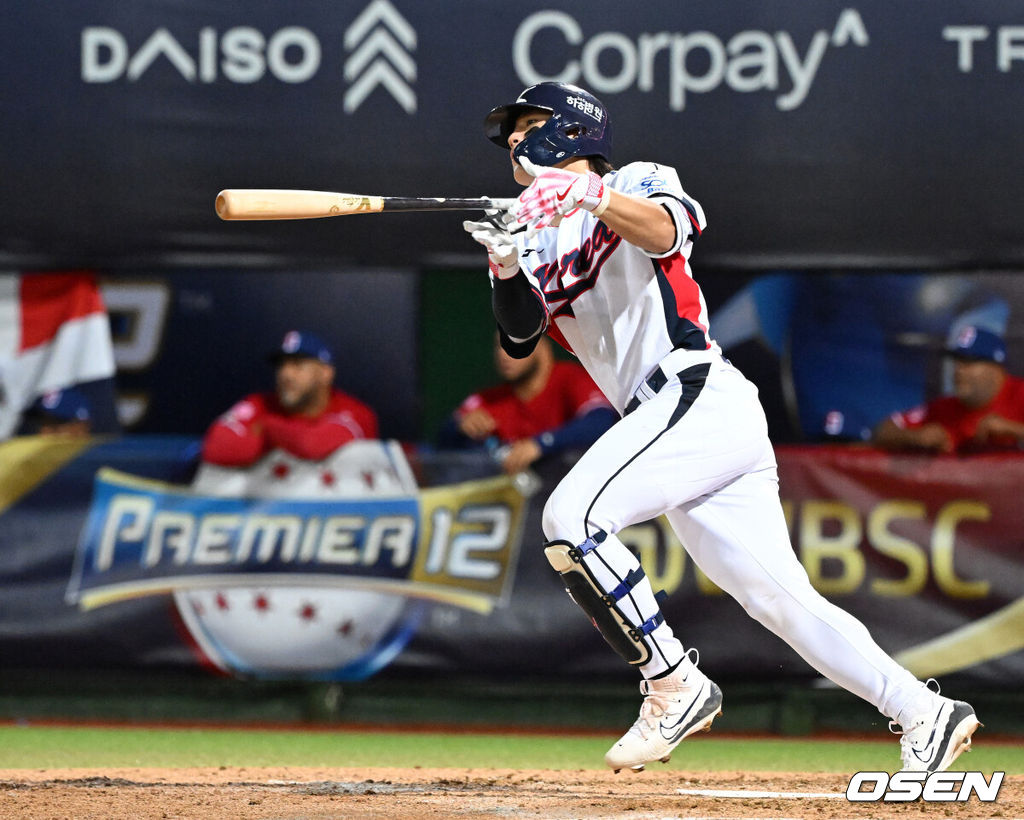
top-left (215, 189), bottom-right (515, 221)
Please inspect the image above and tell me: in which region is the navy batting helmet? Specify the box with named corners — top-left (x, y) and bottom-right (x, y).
top-left (484, 82), bottom-right (612, 166)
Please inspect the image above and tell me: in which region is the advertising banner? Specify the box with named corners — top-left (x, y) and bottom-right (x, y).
top-left (2, 2), bottom-right (1023, 270)
top-left (1, 435), bottom-right (1021, 685)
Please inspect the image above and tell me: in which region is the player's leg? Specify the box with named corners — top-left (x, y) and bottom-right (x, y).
top-left (541, 360), bottom-right (765, 770)
top-left (666, 459), bottom-right (981, 772)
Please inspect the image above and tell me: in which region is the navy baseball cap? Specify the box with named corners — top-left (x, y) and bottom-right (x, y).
top-left (946, 325), bottom-right (1007, 364)
top-left (31, 388), bottom-right (91, 421)
top-left (267, 330), bottom-right (333, 365)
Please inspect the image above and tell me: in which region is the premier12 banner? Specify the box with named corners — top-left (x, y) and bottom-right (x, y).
top-left (1, 436), bottom-right (1022, 684)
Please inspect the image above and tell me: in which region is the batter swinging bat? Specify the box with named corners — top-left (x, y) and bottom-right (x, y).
top-left (215, 189), bottom-right (515, 221)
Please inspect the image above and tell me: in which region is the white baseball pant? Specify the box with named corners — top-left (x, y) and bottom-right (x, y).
top-left (541, 350), bottom-right (926, 721)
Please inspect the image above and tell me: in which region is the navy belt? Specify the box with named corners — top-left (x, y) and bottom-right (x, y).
top-left (624, 367), bottom-right (670, 415)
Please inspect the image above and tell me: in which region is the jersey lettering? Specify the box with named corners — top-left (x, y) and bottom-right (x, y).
top-left (536, 222), bottom-right (622, 318)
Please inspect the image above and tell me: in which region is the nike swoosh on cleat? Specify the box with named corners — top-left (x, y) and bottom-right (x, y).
top-left (661, 684), bottom-right (723, 744)
top-left (909, 705), bottom-right (951, 766)
top-left (659, 690), bottom-right (703, 741)
top-left (927, 703), bottom-right (977, 772)
top-left (911, 746), bottom-right (934, 765)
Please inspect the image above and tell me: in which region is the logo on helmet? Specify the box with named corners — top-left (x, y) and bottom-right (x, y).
top-left (565, 94), bottom-right (603, 121)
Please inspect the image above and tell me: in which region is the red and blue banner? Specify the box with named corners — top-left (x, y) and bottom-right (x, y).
top-left (1, 436), bottom-right (1021, 685)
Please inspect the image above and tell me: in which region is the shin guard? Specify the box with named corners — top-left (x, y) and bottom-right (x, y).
top-left (544, 535), bottom-right (670, 666)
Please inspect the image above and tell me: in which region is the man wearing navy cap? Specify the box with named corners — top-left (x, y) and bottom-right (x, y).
top-left (20, 388), bottom-right (92, 437)
top-left (202, 331), bottom-right (379, 466)
top-left (872, 326), bottom-right (1024, 453)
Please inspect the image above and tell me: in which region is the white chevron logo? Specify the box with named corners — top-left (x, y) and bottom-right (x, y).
top-left (343, 0), bottom-right (416, 114)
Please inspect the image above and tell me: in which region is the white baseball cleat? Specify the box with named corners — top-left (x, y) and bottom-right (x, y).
top-left (891, 697), bottom-right (982, 773)
top-left (605, 663), bottom-right (723, 773)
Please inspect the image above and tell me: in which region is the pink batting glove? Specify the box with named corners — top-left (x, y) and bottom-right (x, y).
top-left (511, 156), bottom-right (611, 235)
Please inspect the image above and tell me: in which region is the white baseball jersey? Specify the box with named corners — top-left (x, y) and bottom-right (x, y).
top-left (514, 161), bottom-right (718, 413)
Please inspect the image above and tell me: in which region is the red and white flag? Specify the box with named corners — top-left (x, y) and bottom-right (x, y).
top-left (0, 272), bottom-right (115, 437)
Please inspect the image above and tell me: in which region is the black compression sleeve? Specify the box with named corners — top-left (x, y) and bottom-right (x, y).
top-left (492, 273), bottom-right (545, 346)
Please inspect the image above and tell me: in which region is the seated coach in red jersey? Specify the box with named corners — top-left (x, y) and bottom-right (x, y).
top-left (872, 325), bottom-right (1024, 454)
top-left (202, 330), bottom-right (379, 467)
top-left (439, 334), bottom-right (616, 474)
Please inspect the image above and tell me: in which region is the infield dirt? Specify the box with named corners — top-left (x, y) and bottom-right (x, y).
top-left (0, 767), bottom-right (1020, 819)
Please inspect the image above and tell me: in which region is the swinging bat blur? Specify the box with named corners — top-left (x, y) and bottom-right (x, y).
top-left (215, 189), bottom-right (515, 221)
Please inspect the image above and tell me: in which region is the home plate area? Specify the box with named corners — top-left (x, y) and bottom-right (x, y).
top-left (0, 767), bottom-right (1018, 819)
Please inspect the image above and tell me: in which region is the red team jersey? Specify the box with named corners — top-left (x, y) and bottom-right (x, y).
top-left (456, 360), bottom-right (610, 443)
top-left (891, 374), bottom-right (1024, 453)
top-left (202, 389), bottom-right (379, 466)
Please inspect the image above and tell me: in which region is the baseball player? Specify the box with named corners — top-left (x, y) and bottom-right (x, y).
top-left (439, 334), bottom-right (617, 474)
top-left (463, 82), bottom-right (980, 774)
top-left (872, 326), bottom-right (1024, 454)
top-left (202, 330), bottom-right (378, 467)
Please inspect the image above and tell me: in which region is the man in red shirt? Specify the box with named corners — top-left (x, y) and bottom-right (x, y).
top-left (202, 330), bottom-right (378, 467)
top-left (872, 326), bottom-right (1024, 453)
top-left (440, 335), bottom-right (616, 473)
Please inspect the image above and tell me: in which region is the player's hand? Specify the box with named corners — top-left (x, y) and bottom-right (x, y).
top-left (501, 437), bottom-right (543, 474)
top-left (463, 209), bottom-right (519, 279)
top-left (973, 413), bottom-right (1024, 444)
top-left (511, 156), bottom-right (610, 236)
top-left (914, 423), bottom-right (955, 453)
top-left (457, 407), bottom-right (498, 440)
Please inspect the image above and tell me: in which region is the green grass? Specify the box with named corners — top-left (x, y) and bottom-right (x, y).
top-left (0, 725), bottom-right (1018, 773)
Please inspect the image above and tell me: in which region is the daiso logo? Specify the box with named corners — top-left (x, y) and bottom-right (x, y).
top-left (81, 26), bottom-right (322, 83)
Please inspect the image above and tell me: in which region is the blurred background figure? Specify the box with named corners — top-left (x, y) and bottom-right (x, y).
top-left (872, 326), bottom-right (1024, 454)
top-left (201, 330), bottom-right (378, 467)
top-left (16, 387), bottom-right (92, 437)
top-left (0, 271), bottom-right (117, 440)
top-left (439, 335), bottom-right (616, 474)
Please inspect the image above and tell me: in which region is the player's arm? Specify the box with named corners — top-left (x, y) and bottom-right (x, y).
top-left (463, 212), bottom-right (548, 357)
top-left (500, 405), bottom-right (616, 474)
top-left (592, 189), bottom-right (676, 254)
top-left (492, 276), bottom-right (547, 356)
top-left (266, 399), bottom-right (378, 461)
top-left (974, 413), bottom-right (1024, 445)
top-left (512, 158), bottom-right (698, 256)
top-left (535, 406), bottom-right (618, 455)
top-left (269, 421), bottom-right (356, 461)
top-left (535, 373), bottom-right (617, 455)
top-left (871, 415), bottom-right (953, 453)
top-left (201, 397), bottom-right (267, 467)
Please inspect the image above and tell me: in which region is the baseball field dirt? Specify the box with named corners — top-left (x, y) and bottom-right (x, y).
top-left (1, 766), bottom-right (1020, 819)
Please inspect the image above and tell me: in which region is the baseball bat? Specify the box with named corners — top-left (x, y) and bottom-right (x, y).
top-left (215, 189), bottom-right (515, 221)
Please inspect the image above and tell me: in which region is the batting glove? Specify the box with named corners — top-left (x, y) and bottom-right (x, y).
top-left (463, 209), bottom-right (520, 279)
top-left (511, 156), bottom-right (611, 236)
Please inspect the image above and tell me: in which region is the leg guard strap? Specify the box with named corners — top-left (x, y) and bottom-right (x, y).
top-left (604, 567), bottom-right (647, 606)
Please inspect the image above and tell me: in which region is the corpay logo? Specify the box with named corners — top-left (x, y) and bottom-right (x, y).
top-left (512, 8), bottom-right (869, 111)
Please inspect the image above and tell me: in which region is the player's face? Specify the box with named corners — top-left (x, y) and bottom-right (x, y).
top-left (508, 111), bottom-right (551, 186)
top-left (951, 358), bottom-right (1003, 408)
top-left (275, 357), bottom-right (333, 412)
top-left (494, 341), bottom-right (539, 384)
